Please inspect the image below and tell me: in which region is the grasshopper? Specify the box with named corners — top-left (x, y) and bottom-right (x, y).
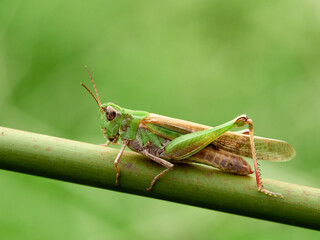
top-left (81, 67), bottom-right (296, 197)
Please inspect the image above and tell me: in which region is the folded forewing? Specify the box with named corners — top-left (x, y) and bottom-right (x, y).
top-left (142, 113), bottom-right (296, 161)
top-left (212, 132), bottom-right (296, 161)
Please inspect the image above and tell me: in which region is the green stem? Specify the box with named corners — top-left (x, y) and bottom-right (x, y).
top-left (0, 126), bottom-right (319, 230)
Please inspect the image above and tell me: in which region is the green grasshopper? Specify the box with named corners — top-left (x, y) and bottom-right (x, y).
top-left (81, 67), bottom-right (296, 197)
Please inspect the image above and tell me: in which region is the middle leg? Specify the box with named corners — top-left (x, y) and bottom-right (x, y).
top-left (142, 150), bottom-right (174, 191)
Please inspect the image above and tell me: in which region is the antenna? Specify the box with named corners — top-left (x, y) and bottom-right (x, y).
top-left (85, 66), bottom-right (101, 106)
top-left (81, 83), bottom-right (103, 112)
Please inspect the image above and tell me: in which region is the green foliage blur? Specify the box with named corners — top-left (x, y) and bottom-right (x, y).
top-left (0, 0), bottom-right (319, 239)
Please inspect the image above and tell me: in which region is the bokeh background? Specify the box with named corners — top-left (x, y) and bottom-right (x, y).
top-left (0, 0), bottom-right (320, 239)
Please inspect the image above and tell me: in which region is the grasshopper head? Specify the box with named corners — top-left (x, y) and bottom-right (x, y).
top-left (81, 66), bottom-right (123, 143)
top-left (81, 67), bottom-right (149, 143)
top-left (99, 102), bottom-right (123, 142)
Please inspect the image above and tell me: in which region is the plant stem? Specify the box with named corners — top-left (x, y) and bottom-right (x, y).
top-left (0, 126), bottom-right (319, 230)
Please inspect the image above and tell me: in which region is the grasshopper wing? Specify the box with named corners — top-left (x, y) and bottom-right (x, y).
top-left (212, 132), bottom-right (296, 161)
top-left (142, 113), bottom-right (210, 139)
top-left (143, 114), bottom-right (296, 161)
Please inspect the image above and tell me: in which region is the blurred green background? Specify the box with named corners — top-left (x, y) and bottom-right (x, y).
top-left (0, 0), bottom-right (320, 239)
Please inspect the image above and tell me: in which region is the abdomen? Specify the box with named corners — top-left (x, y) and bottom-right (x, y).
top-left (187, 145), bottom-right (253, 176)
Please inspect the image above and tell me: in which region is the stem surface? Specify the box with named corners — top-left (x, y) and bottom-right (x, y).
top-left (0, 127), bottom-right (319, 230)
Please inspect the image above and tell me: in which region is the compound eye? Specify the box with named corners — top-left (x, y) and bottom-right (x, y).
top-left (106, 106), bottom-right (116, 121)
